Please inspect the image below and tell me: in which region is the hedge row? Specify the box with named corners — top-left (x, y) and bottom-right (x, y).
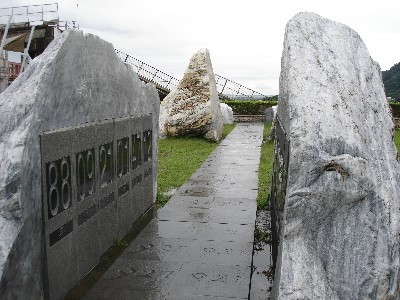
top-left (221, 100), bottom-right (278, 115)
top-left (221, 101), bottom-right (400, 117)
top-left (390, 102), bottom-right (400, 118)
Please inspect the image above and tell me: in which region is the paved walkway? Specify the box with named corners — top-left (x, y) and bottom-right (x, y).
top-left (85, 123), bottom-right (264, 300)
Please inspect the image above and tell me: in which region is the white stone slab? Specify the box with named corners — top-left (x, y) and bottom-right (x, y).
top-left (0, 30), bottom-right (159, 298)
top-left (273, 12), bottom-right (400, 299)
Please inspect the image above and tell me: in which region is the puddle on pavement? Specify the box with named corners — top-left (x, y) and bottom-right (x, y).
top-left (180, 186), bottom-right (215, 197)
top-left (249, 209), bottom-right (273, 299)
top-left (64, 206), bottom-right (156, 299)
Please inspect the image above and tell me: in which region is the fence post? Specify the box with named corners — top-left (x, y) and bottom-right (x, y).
top-left (0, 14), bottom-right (12, 59)
top-left (220, 78), bottom-right (228, 95)
top-left (20, 25), bottom-right (35, 74)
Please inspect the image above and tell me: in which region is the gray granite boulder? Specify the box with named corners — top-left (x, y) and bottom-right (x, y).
top-left (220, 103), bottom-right (234, 124)
top-left (265, 105), bottom-right (277, 123)
top-left (0, 30), bottom-right (159, 298)
top-left (159, 48), bottom-right (223, 141)
top-left (273, 12), bottom-right (400, 299)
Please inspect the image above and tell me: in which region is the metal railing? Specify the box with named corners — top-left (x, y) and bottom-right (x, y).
top-left (0, 3), bottom-right (59, 25)
top-left (115, 49), bottom-right (266, 99)
top-left (215, 74), bottom-right (266, 99)
top-left (115, 49), bottom-right (179, 95)
top-left (57, 20), bottom-right (79, 30)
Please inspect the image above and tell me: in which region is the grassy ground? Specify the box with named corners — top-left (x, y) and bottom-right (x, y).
top-left (158, 125), bottom-right (400, 208)
top-left (395, 129), bottom-right (400, 153)
top-left (157, 124), bottom-right (236, 205)
top-left (257, 123), bottom-right (275, 209)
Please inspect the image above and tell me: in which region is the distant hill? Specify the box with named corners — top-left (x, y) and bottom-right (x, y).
top-left (382, 63), bottom-right (400, 102)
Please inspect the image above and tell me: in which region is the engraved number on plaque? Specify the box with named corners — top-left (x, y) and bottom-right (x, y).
top-left (47, 157), bottom-right (71, 219)
top-left (117, 137), bottom-right (129, 178)
top-left (76, 148), bottom-right (95, 201)
top-left (99, 142), bottom-right (114, 188)
top-left (132, 132), bottom-right (142, 170)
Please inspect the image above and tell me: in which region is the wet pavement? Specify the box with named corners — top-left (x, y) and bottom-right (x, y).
top-left (250, 210), bottom-right (273, 300)
top-left (84, 123), bottom-right (264, 300)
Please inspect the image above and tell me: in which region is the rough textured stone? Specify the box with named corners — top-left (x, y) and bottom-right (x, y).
top-left (0, 30), bottom-right (159, 299)
top-left (265, 105), bottom-right (277, 123)
top-left (220, 103), bottom-right (234, 124)
top-left (159, 49), bottom-right (223, 141)
top-left (273, 12), bottom-right (400, 299)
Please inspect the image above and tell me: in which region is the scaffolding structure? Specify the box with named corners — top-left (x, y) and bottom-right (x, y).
top-left (0, 3), bottom-right (78, 92)
top-left (0, 3), bottom-right (59, 26)
top-left (0, 3), bottom-right (265, 99)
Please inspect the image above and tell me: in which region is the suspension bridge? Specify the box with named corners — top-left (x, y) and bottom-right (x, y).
top-left (115, 49), bottom-right (267, 100)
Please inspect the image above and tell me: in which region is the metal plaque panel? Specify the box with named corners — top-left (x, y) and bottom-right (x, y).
top-left (40, 114), bottom-right (155, 299)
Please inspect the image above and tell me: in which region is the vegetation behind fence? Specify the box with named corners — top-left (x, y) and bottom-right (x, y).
top-left (221, 100), bottom-right (277, 115)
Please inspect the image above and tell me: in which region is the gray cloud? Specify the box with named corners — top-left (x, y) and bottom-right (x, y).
top-left (2, 0), bottom-right (399, 95)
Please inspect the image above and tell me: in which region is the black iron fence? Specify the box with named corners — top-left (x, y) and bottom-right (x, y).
top-left (269, 117), bottom-right (290, 273)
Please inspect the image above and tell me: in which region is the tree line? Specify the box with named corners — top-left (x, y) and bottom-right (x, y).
top-left (383, 62), bottom-right (400, 102)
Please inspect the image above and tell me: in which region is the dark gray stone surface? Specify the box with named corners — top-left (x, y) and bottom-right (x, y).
top-left (0, 30), bottom-right (159, 299)
top-left (84, 123), bottom-right (263, 299)
top-left (40, 115), bottom-right (154, 299)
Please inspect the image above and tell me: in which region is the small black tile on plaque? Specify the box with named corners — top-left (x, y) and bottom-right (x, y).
top-left (78, 204), bottom-right (97, 226)
top-left (49, 219), bottom-right (73, 247)
top-left (118, 183), bottom-right (130, 198)
top-left (99, 192), bottom-right (115, 210)
top-left (144, 167), bottom-right (152, 179)
top-left (132, 174), bottom-right (142, 187)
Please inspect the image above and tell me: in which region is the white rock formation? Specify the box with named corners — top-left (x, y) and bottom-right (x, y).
top-left (0, 30), bottom-right (159, 299)
top-left (159, 48), bottom-right (223, 141)
top-left (220, 103), bottom-right (234, 124)
top-left (265, 105), bottom-right (277, 123)
top-left (273, 12), bottom-right (400, 299)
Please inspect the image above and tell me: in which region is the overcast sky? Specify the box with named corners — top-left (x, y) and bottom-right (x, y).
top-left (1, 0), bottom-right (399, 95)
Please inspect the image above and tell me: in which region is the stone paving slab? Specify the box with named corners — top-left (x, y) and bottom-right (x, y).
top-left (120, 236), bottom-right (253, 267)
top-left (157, 204), bottom-right (255, 225)
top-left (84, 123), bottom-right (264, 299)
top-left (166, 262), bottom-right (250, 299)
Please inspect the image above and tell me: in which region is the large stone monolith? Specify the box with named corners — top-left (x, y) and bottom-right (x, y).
top-left (220, 103), bottom-right (234, 124)
top-left (272, 12), bottom-right (400, 299)
top-left (159, 48), bottom-right (223, 141)
top-left (0, 30), bottom-right (159, 299)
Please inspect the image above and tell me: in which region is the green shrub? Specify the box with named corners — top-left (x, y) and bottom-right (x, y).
top-left (221, 100), bottom-right (277, 115)
top-left (390, 102), bottom-right (400, 118)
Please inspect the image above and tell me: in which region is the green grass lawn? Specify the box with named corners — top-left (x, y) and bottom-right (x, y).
top-left (395, 129), bottom-right (400, 153)
top-left (157, 124), bottom-right (236, 205)
top-left (257, 123), bottom-right (275, 209)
